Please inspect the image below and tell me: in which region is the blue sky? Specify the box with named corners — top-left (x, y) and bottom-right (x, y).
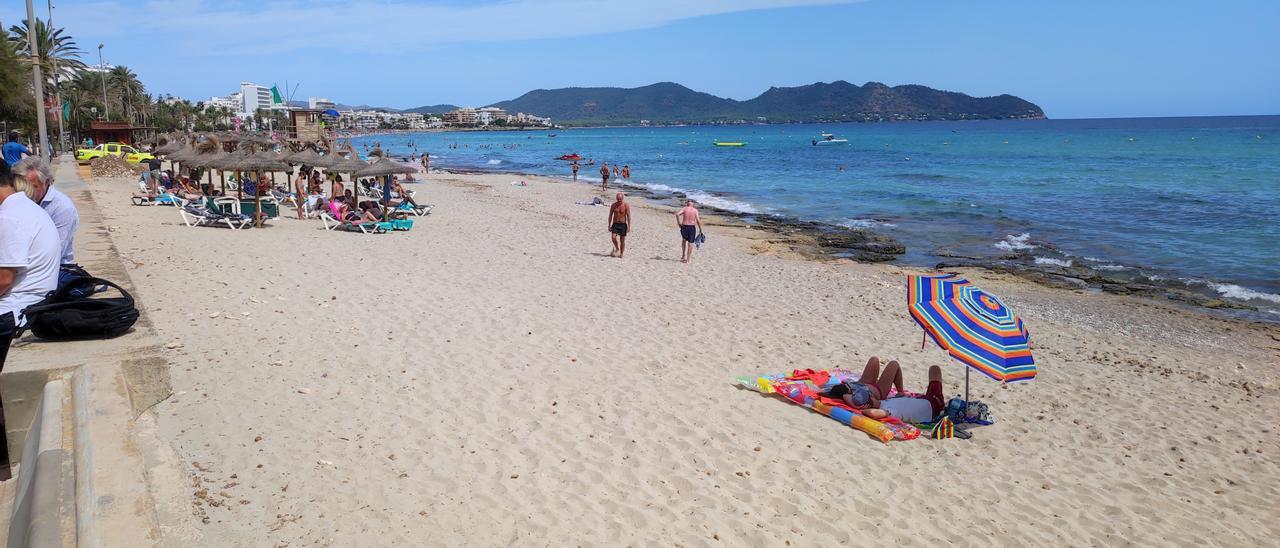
top-left (3, 0), bottom-right (1278, 118)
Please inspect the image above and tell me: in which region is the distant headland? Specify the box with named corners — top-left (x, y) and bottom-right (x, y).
top-left (443, 80), bottom-right (1045, 126)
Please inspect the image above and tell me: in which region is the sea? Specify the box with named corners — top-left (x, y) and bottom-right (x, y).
top-left (349, 116), bottom-right (1280, 318)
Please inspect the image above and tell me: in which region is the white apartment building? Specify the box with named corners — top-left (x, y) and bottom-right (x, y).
top-left (239, 81), bottom-right (286, 116)
top-left (402, 113), bottom-right (426, 129)
top-left (309, 97), bottom-right (337, 110)
top-left (476, 107), bottom-right (507, 126)
top-left (206, 93), bottom-right (241, 112)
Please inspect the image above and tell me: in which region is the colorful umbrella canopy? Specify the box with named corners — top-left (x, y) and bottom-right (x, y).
top-left (907, 272), bottom-right (971, 302)
top-left (907, 274), bottom-right (1035, 385)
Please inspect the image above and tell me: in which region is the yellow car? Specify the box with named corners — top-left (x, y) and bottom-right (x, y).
top-left (75, 142), bottom-right (155, 164)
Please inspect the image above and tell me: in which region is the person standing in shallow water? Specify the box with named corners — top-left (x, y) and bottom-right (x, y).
top-left (599, 163), bottom-right (610, 191)
top-left (608, 192), bottom-right (630, 258)
top-left (622, 165), bottom-right (630, 179)
top-left (571, 161), bottom-right (579, 182)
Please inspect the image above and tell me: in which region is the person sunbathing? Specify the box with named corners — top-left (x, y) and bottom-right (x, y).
top-left (822, 357), bottom-right (945, 422)
top-left (174, 177), bottom-right (204, 201)
top-left (390, 178), bottom-right (420, 209)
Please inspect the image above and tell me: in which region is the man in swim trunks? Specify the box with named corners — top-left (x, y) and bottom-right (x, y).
top-left (608, 192), bottom-right (630, 258)
top-left (571, 161), bottom-right (579, 182)
top-left (675, 199), bottom-right (702, 263)
top-left (599, 163), bottom-right (610, 191)
top-left (822, 357), bottom-right (946, 422)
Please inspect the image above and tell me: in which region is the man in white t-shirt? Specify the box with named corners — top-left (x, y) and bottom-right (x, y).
top-left (0, 166), bottom-right (60, 370)
top-left (14, 157), bottom-right (78, 264)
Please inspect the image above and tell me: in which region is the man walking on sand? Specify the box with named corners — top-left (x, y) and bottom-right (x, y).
top-left (600, 162), bottom-right (610, 191)
top-left (421, 152), bottom-right (429, 174)
top-left (608, 192), bottom-right (630, 258)
top-left (676, 199), bottom-right (703, 263)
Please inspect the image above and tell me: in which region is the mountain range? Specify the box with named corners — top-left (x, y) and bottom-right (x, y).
top-left (316, 80), bottom-right (1045, 125)
top-left (483, 81), bottom-right (1045, 125)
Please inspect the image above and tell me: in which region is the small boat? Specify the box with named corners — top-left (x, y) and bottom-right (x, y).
top-left (812, 132), bottom-right (848, 146)
top-left (713, 141), bottom-right (746, 147)
top-left (556, 153), bottom-right (582, 161)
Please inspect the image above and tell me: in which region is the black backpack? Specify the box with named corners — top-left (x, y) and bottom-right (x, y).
top-left (18, 276), bottom-right (139, 341)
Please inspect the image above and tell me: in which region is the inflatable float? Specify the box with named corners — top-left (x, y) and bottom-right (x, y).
top-left (737, 370), bottom-right (921, 443)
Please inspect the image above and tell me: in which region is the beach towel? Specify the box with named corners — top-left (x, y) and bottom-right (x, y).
top-left (737, 369), bottom-right (920, 442)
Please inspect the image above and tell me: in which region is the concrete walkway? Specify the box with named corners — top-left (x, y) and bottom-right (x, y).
top-left (0, 156), bottom-right (184, 546)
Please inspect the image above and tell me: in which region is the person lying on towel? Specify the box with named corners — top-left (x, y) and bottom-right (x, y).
top-left (821, 357), bottom-right (945, 423)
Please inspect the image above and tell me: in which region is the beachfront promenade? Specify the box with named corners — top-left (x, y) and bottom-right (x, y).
top-left (0, 160), bottom-right (1277, 545)
top-left (0, 156), bottom-right (176, 546)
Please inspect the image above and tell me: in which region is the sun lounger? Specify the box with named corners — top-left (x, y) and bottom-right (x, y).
top-left (319, 212), bottom-right (387, 234)
top-left (393, 201), bottom-right (433, 216)
top-left (180, 201), bottom-right (253, 230)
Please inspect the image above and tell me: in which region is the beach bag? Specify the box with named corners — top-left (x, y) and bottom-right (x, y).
top-left (18, 276), bottom-right (139, 341)
top-left (58, 263), bottom-right (103, 298)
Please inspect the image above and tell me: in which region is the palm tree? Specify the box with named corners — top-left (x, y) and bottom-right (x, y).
top-left (108, 65), bottom-right (144, 123)
top-left (0, 27), bottom-right (34, 126)
top-left (8, 18), bottom-right (86, 88)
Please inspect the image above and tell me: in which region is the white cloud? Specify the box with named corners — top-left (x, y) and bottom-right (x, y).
top-left (36, 0), bottom-right (861, 56)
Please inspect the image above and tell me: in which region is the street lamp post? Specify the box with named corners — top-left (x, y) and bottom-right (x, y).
top-left (25, 0), bottom-right (49, 158)
top-left (49, 0), bottom-right (66, 155)
top-left (98, 43), bottom-right (108, 119)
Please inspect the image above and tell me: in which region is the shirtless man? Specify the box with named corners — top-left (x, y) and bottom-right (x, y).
top-left (675, 199), bottom-right (703, 263)
top-left (621, 165), bottom-right (630, 179)
top-left (571, 161), bottom-right (579, 182)
top-left (421, 152), bottom-right (429, 174)
top-left (293, 170), bottom-right (309, 219)
top-left (608, 192), bottom-right (630, 258)
top-left (599, 163), bottom-right (610, 191)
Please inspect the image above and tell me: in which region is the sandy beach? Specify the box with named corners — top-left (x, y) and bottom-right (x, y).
top-left (78, 167), bottom-right (1280, 546)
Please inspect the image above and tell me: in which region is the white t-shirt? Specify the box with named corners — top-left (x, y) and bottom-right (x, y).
top-left (879, 397), bottom-right (935, 423)
top-left (0, 192), bottom-right (61, 324)
top-left (40, 185), bottom-right (79, 264)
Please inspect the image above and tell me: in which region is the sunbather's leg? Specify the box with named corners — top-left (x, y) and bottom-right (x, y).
top-left (924, 365), bottom-right (945, 415)
top-left (871, 360), bottom-right (904, 400)
top-left (856, 356), bottom-right (881, 386)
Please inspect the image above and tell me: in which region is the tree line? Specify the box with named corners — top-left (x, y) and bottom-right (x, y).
top-left (0, 18), bottom-right (277, 148)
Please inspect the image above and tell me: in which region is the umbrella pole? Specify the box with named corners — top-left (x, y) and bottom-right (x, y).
top-left (255, 169), bottom-right (264, 228)
top-left (220, 171), bottom-right (226, 195)
top-left (965, 368), bottom-right (970, 403)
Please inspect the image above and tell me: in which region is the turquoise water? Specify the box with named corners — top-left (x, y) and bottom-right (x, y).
top-left (351, 116), bottom-right (1280, 313)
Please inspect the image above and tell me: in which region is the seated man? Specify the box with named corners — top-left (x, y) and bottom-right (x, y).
top-left (822, 357), bottom-right (945, 422)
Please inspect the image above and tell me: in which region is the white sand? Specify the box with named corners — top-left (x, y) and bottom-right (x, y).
top-left (85, 168), bottom-right (1280, 546)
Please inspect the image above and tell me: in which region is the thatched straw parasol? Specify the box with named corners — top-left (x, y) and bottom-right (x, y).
top-left (191, 137), bottom-right (226, 192)
top-left (227, 151), bottom-right (289, 226)
top-left (358, 157), bottom-right (419, 205)
top-left (356, 157), bottom-right (418, 177)
top-left (285, 147), bottom-right (338, 169)
top-left (154, 136), bottom-right (183, 155)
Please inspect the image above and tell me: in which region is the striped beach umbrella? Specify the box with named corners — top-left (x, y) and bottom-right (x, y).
top-left (907, 275), bottom-right (1036, 394)
top-left (907, 272), bottom-right (971, 302)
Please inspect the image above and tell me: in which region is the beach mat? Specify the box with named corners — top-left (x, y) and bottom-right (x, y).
top-left (737, 369), bottom-right (921, 443)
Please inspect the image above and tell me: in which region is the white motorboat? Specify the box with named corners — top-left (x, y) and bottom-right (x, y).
top-left (812, 132), bottom-right (849, 146)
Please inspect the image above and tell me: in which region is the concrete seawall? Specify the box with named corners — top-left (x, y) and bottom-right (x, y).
top-left (0, 157), bottom-right (177, 546)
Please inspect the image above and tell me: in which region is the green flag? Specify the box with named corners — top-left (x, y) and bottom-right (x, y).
top-left (271, 85), bottom-right (283, 104)
top-left (62, 100), bottom-right (71, 122)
